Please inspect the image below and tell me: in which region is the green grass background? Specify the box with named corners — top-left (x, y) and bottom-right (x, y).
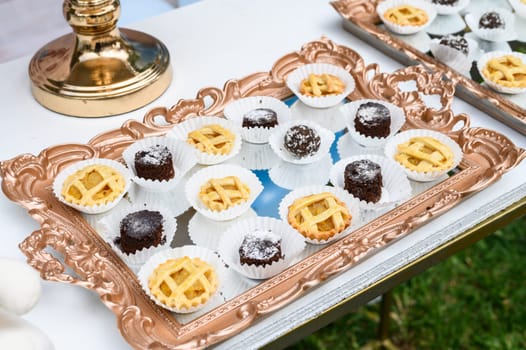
top-left (287, 216), bottom-right (526, 350)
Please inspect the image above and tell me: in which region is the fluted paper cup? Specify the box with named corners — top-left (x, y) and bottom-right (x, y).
top-left (477, 51), bottom-right (526, 94)
top-left (278, 185), bottom-right (361, 245)
top-left (97, 202), bottom-right (177, 269)
top-left (223, 96), bottom-right (291, 144)
top-left (465, 8), bottom-right (516, 42)
top-left (384, 129), bottom-right (463, 182)
top-left (429, 36), bottom-right (478, 74)
top-left (122, 136), bottom-right (197, 192)
top-left (286, 63), bottom-right (355, 109)
top-left (217, 216), bottom-right (306, 279)
top-left (268, 120), bottom-right (335, 165)
top-left (268, 154), bottom-right (333, 190)
top-left (426, 0), bottom-right (469, 15)
top-left (341, 99), bottom-right (406, 148)
top-left (53, 158), bottom-right (133, 214)
top-left (377, 0), bottom-right (437, 35)
top-left (509, 0), bottom-right (526, 18)
top-left (185, 164), bottom-right (263, 221)
top-left (329, 155), bottom-right (412, 210)
top-left (137, 246), bottom-right (227, 313)
top-left (167, 116), bottom-right (242, 165)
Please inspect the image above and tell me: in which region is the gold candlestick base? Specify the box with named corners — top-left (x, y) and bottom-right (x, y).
top-left (29, 0), bottom-right (172, 118)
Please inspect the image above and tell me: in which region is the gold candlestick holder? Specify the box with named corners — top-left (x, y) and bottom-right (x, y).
top-left (29, 0), bottom-right (172, 117)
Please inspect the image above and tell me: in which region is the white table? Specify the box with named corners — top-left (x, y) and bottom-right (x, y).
top-left (1, 0), bottom-right (525, 349)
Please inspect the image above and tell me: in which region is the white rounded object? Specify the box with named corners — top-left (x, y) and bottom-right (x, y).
top-left (0, 310), bottom-right (53, 350)
top-left (0, 259), bottom-right (42, 315)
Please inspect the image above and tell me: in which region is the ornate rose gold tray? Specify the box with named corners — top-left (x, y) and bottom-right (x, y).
top-left (1, 38), bottom-right (525, 349)
top-left (331, 0), bottom-right (526, 136)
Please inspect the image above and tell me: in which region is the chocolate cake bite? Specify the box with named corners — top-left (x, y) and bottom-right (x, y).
top-left (344, 159), bottom-right (383, 203)
top-left (479, 11), bottom-right (505, 29)
top-left (354, 102), bottom-right (391, 138)
top-left (439, 35), bottom-right (469, 55)
top-left (239, 230), bottom-right (283, 267)
top-left (134, 144), bottom-right (175, 181)
top-left (283, 124), bottom-right (321, 158)
top-left (118, 210), bottom-right (165, 254)
top-left (242, 108), bottom-right (278, 129)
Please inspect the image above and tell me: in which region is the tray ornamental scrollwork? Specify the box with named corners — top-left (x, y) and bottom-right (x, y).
top-left (331, 0), bottom-right (526, 136)
top-left (1, 37), bottom-right (524, 349)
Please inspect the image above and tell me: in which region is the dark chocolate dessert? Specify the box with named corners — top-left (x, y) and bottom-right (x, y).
top-left (439, 35), bottom-right (469, 55)
top-left (242, 108), bottom-right (278, 129)
top-left (431, 0), bottom-right (459, 6)
top-left (354, 102), bottom-right (391, 138)
top-left (239, 230), bottom-right (283, 267)
top-left (118, 210), bottom-right (165, 254)
top-left (134, 144), bottom-right (175, 181)
top-left (283, 124), bottom-right (321, 158)
top-left (344, 159), bottom-right (383, 203)
top-left (479, 11), bottom-right (505, 30)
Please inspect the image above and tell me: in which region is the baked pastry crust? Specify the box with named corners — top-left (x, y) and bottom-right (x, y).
top-left (287, 192), bottom-right (351, 241)
top-left (61, 164), bottom-right (126, 206)
top-left (187, 124), bottom-right (235, 155)
top-left (395, 136), bottom-right (454, 172)
top-left (300, 73), bottom-right (345, 97)
top-left (483, 55), bottom-right (526, 89)
top-left (198, 176), bottom-right (251, 211)
top-left (148, 256), bottom-right (218, 310)
top-left (384, 5), bottom-right (429, 26)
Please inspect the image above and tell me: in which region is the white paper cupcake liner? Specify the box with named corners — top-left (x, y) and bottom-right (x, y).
top-left (290, 100), bottom-right (347, 132)
top-left (167, 116), bottom-right (242, 165)
top-left (377, 0), bottom-right (437, 35)
top-left (424, 13), bottom-right (467, 36)
top-left (185, 164), bottom-right (263, 221)
top-left (122, 136), bottom-right (197, 193)
top-left (285, 63), bottom-right (355, 109)
top-left (97, 202), bottom-right (177, 269)
top-left (131, 176), bottom-right (192, 217)
top-left (429, 36), bottom-right (478, 74)
top-left (509, 0), bottom-right (526, 18)
top-left (217, 216), bottom-right (306, 279)
top-left (336, 133), bottom-right (385, 159)
top-left (188, 208), bottom-right (257, 251)
top-left (278, 185), bottom-right (362, 245)
top-left (53, 158), bottom-right (133, 214)
top-left (226, 141), bottom-right (280, 170)
top-left (137, 246), bottom-right (227, 313)
top-left (427, 0), bottom-right (470, 15)
top-left (477, 51), bottom-right (526, 94)
top-left (329, 155), bottom-right (412, 210)
top-left (465, 9), bottom-right (517, 42)
top-left (268, 154), bottom-right (333, 190)
top-left (223, 96), bottom-right (292, 144)
top-left (268, 120), bottom-right (335, 165)
top-left (340, 99), bottom-right (406, 148)
top-left (384, 129), bottom-right (463, 182)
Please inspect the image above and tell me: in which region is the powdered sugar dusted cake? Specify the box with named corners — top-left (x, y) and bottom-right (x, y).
top-left (344, 159), bottom-right (383, 203)
top-left (354, 102), bottom-right (391, 138)
top-left (242, 108), bottom-right (278, 129)
top-left (118, 210), bottom-right (165, 254)
top-left (134, 144), bottom-right (175, 181)
top-left (239, 230), bottom-right (283, 267)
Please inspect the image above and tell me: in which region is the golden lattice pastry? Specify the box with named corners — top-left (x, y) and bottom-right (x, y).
top-left (148, 257), bottom-right (218, 310)
top-left (300, 73), bottom-right (345, 97)
top-left (187, 124), bottom-right (235, 155)
top-left (199, 176), bottom-right (250, 211)
top-left (395, 136), bottom-right (454, 172)
top-left (482, 55), bottom-right (526, 89)
top-left (288, 192), bottom-right (351, 241)
top-left (61, 164), bottom-right (126, 206)
top-left (384, 5), bottom-right (429, 26)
